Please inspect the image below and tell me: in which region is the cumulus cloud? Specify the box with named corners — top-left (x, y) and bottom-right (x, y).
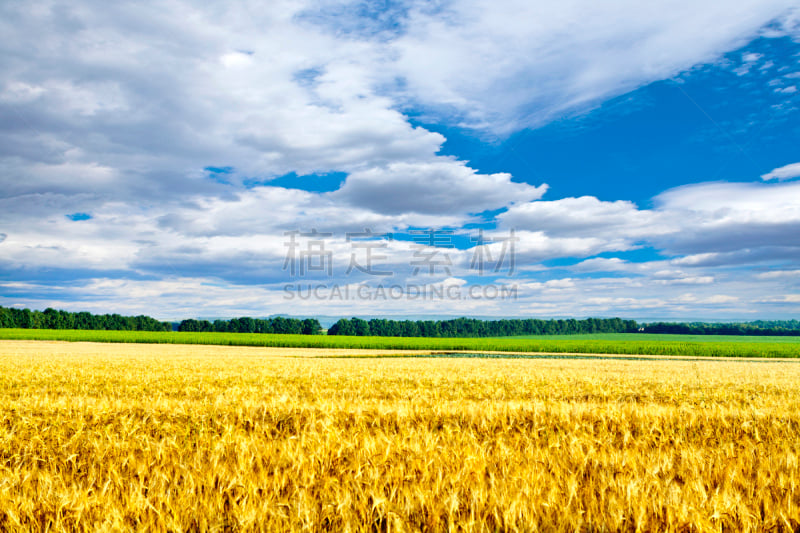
top-left (510, 231), bottom-right (631, 263)
top-left (493, 179), bottom-right (800, 269)
top-left (651, 181), bottom-right (800, 256)
top-left (498, 196), bottom-right (664, 239)
top-left (332, 161), bottom-right (546, 215)
top-left (522, 278), bottom-right (576, 292)
top-left (0, 0), bottom-right (452, 200)
top-left (761, 162), bottom-right (800, 181)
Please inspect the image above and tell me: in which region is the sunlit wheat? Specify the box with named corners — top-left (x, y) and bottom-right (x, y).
top-left (1, 340), bottom-right (799, 531)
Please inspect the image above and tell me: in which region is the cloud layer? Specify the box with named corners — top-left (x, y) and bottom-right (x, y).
top-left (1, 1), bottom-right (799, 319)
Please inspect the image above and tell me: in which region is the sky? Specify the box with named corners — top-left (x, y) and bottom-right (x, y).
top-left (1, 0), bottom-right (800, 321)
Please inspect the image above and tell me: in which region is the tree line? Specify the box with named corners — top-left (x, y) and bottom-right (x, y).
top-left (640, 320), bottom-right (800, 336)
top-left (328, 317), bottom-right (639, 337)
top-left (178, 317), bottom-right (322, 335)
top-left (328, 317), bottom-right (800, 337)
top-left (0, 306), bottom-right (171, 331)
top-left (2, 305), bottom-right (798, 337)
top-left (0, 306), bottom-right (323, 335)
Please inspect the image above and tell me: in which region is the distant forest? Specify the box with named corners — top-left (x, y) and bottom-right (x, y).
top-left (640, 320), bottom-right (800, 336)
top-left (328, 317), bottom-right (800, 337)
top-left (0, 306), bottom-right (171, 332)
top-left (1, 305), bottom-right (798, 337)
top-left (328, 317), bottom-right (637, 337)
top-left (0, 306), bottom-right (322, 335)
top-left (177, 317), bottom-right (322, 335)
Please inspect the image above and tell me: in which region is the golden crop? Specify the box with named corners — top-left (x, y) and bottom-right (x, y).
top-left (1, 340), bottom-right (799, 532)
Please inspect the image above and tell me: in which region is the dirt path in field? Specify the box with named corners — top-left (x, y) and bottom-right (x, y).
top-left (0, 339), bottom-right (797, 363)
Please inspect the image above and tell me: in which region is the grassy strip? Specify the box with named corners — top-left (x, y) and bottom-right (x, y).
top-left (500, 332), bottom-right (800, 343)
top-left (1, 328), bottom-right (800, 358)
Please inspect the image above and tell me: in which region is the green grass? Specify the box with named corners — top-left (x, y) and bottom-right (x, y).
top-left (2, 328), bottom-right (800, 358)
top-left (497, 332), bottom-right (800, 343)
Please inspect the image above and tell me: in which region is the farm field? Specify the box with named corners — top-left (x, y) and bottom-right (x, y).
top-left (502, 332), bottom-right (800, 343)
top-left (2, 340), bottom-right (800, 531)
top-left (2, 328), bottom-right (800, 358)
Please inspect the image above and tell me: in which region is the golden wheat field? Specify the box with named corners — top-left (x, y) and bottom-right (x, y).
top-left (1, 341), bottom-right (800, 532)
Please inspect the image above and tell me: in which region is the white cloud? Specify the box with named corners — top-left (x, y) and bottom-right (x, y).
top-left (671, 293), bottom-right (739, 304)
top-left (494, 179), bottom-right (800, 269)
top-left (571, 257), bottom-right (634, 273)
top-left (758, 294), bottom-right (800, 303)
top-left (742, 52), bottom-right (764, 62)
top-left (670, 253), bottom-right (721, 266)
top-left (388, 0), bottom-right (798, 132)
top-left (652, 275), bottom-right (715, 286)
top-left (498, 196), bottom-right (665, 240)
top-left (756, 270), bottom-right (800, 279)
top-left (220, 51), bottom-right (255, 69)
top-left (0, 81), bottom-right (46, 103)
top-left (651, 181), bottom-right (800, 256)
top-left (332, 161), bottom-right (546, 215)
top-left (761, 161), bottom-right (800, 181)
top-left (511, 231), bottom-right (629, 262)
top-left (703, 295), bottom-right (740, 304)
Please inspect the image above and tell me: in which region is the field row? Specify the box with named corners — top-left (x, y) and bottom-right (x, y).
top-left (1, 328), bottom-right (800, 358)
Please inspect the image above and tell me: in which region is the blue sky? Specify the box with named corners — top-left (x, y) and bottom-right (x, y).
top-left (425, 35), bottom-right (800, 205)
top-left (1, 0), bottom-right (799, 320)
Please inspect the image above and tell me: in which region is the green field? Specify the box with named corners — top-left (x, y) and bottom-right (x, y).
top-left (502, 332), bottom-right (800, 343)
top-left (2, 328), bottom-right (800, 358)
